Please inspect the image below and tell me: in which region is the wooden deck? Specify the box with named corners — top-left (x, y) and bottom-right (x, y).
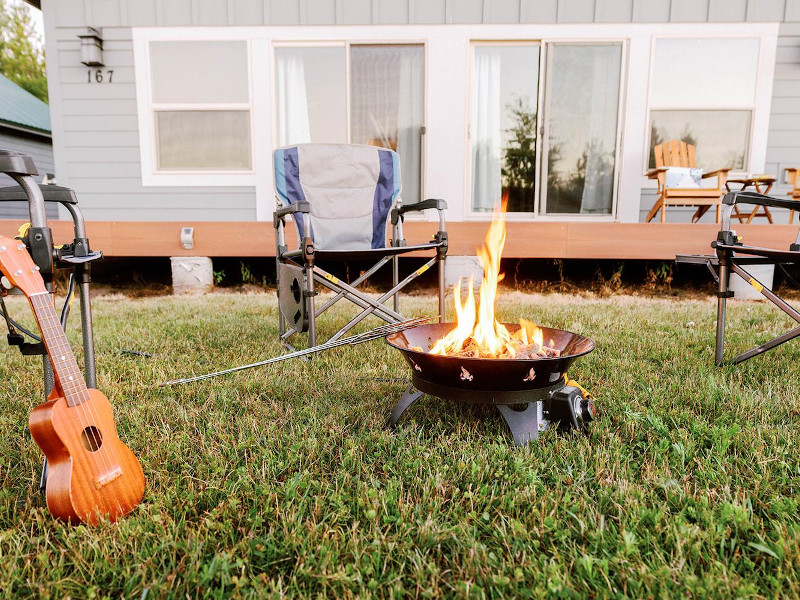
top-left (2, 220), bottom-right (798, 260)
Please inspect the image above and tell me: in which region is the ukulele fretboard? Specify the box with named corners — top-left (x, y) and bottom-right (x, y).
top-left (29, 292), bottom-right (89, 407)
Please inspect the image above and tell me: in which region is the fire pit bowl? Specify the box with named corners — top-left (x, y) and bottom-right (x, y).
top-left (386, 322), bottom-right (594, 393)
top-left (385, 322), bottom-right (596, 446)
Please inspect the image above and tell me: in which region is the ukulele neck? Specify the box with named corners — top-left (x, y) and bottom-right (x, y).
top-left (28, 292), bottom-right (89, 407)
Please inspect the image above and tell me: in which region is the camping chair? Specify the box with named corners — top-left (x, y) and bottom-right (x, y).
top-left (646, 140), bottom-right (731, 223)
top-left (273, 143), bottom-right (447, 349)
top-left (677, 190), bottom-right (800, 366)
top-left (787, 168), bottom-right (800, 223)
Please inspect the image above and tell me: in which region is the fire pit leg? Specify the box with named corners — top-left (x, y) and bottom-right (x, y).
top-left (496, 402), bottom-right (547, 447)
top-left (387, 385), bottom-right (424, 428)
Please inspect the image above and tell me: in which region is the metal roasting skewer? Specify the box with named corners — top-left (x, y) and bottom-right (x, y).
top-left (159, 316), bottom-right (437, 387)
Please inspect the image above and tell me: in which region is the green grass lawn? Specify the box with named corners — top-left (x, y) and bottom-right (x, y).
top-left (1, 290), bottom-right (799, 598)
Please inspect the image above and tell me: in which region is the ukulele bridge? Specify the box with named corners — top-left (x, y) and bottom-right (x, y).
top-left (93, 465), bottom-right (123, 489)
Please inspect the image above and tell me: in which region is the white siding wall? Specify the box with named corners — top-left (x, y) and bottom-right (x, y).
top-left (41, 0), bottom-right (800, 223)
top-left (768, 22), bottom-right (800, 197)
top-left (46, 23), bottom-right (256, 221)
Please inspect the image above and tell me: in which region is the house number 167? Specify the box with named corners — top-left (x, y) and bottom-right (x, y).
top-left (87, 69), bottom-right (113, 83)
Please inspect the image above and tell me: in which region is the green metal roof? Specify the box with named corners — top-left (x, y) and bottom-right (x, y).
top-left (0, 73), bottom-right (50, 135)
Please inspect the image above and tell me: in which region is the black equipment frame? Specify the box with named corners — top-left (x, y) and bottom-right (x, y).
top-left (0, 149), bottom-right (102, 488)
top-left (677, 190), bottom-right (800, 366)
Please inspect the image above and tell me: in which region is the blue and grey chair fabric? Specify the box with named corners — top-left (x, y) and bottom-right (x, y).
top-left (273, 143), bottom-right (448, 348)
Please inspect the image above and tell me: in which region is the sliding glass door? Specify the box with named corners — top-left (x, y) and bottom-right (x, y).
top-left (350, 45), bottom-right (424, 205)
top-left (541, 43), bottom-right (622, 215)
top-left (470, 41), bottom-right (623, 217)
top-left (274, 43), bottom-right (425, 204)
top-left (470, 44), bottom-right (541, 213)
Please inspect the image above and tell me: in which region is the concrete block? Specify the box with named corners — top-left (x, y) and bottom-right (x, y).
top-left (444, 255), bottom-right (484, 290)
top-left (730, 264), bottom-right (774, 301)
top-left (170, 256), bottom-right (214, 295)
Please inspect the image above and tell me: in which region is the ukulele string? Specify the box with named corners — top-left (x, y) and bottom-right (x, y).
top-left (51, 299), bottom-right (124, 516)
top-left (38, 294), bottom-right (119, 506)
top-left (40, 294), bottom-right (108, 469)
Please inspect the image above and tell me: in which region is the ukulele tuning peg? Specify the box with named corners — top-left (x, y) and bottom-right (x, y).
top-left (17, 244), bottom-right (25, 250)
top-left (1, 276), bottom-right (11, 289)
top-left (0, 246), bottom-right (5, 253)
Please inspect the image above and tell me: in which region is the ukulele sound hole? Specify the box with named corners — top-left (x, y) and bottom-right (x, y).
top-left (80, 426), bottom-right (103, 452)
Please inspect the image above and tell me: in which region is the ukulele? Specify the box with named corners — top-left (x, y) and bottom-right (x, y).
top-left (0, 235), bottom-right (144, 523)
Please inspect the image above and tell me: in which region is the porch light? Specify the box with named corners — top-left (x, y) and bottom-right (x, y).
top-left (78, 27), bottom-right (104, 67)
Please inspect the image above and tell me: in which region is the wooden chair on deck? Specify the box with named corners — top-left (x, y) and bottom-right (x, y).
top-left (787, 168), bottom-right (800, 223)
top-left (646, 140), bottom-right (731, 223)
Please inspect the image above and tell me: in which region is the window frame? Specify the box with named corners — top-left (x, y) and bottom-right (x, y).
top-left (467, 40), bottom-right (544, 219)
top-left (644, 34), bottom-right (763, 177)
top-left (538, 40), bottom-right (626, 219)
top-left (134, 32), bottom-right (257, 186)
top-left (466, 37), bottom-right (628, 222)
top-left (270, 40), bottom-right (428, 205)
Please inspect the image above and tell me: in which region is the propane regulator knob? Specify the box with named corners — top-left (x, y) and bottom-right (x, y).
top-left (574, 395), bottom-right (595, 428)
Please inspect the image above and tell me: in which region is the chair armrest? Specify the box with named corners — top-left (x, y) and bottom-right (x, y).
top-left (398, 198), bottom-right (447, 215)
top-left (273, 201), bottom-right (310, 227)
top-left (0, 183), bottom-right (79, 204)
top-left (701, 168), bottom-right (731, 179)
top-left (391, 198), bottom-right (447, 225)
top-left (646, 167), bottom-right (668, 179)
top-left (787, 168), bottom-right (799, 188)
top-left (723, 190), bottom-right (800, 211)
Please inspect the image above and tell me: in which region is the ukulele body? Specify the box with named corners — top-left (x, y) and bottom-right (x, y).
top-left (29, 388), bottom-right (145, 524)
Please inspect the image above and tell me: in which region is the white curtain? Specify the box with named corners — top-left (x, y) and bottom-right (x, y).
top-left (396, 51), bottom-right (423, 204)
top-left (350, 45), bottom-right (424, 204)
top-left (274, 50), bottom-right (310, 146)
top-left (579, 46), bottom-right (620, 214)
top-left (471, 49), bottom-right (502, 212)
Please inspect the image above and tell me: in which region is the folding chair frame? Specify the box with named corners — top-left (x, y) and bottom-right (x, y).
top-left (0, 150), bottom-right (102, 491)
top-left (274, 197), bottom-right (447, 349)
top-left (677, 190), bottom-right (800, 366)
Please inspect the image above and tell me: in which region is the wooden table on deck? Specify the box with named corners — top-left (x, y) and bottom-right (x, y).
top-left (725, 176), bottom-right (776, 223)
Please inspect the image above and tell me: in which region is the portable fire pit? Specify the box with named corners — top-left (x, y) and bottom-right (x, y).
top-left (386, 322), bottom-right (596, 446)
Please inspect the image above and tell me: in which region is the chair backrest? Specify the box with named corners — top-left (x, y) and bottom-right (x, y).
top-left (789, 169), bottom-right (800, 197)
top-left (654, 140), bottom-right (697, 169)
top-left (274, 143), bottom-right (401, 251)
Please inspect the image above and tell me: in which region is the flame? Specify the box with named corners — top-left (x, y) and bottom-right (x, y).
top-left (430, 200), bottom-right (547, 358)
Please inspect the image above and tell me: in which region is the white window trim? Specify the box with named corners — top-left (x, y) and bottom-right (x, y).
top-left (642, 31), bottom-right (764, 178)
top-left (270, 39), bottom-right (429, 214)
top-left (133, 31), bottom-right (258, 187)
top-left (465, 38), bottom-right (628, 221)
top-left (466, 40), bottom-right (543, 221)
top-left (640, 30), bottom-right (776, 194)
top-left (133, 23), bottom-right (778, 224)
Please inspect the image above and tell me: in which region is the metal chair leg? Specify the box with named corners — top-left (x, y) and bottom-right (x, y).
top-left (438, 253), bottom-right (446, 323)
top-left (393, 255), bottom-right (399, 314)
top-left (715, 257), bottom-right (730, 366)
top-left (305, 264), bottom-right (316, 349)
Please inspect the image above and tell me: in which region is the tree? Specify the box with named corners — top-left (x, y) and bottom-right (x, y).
top-left (0, 0), bottom-right (47, 103)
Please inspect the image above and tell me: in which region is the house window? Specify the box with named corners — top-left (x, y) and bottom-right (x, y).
top-left (149, 41), bottom-right (252, 171)
top-left (471, 44), bottom-right (540, 213)
top-left (274, 43), bottom-right (424, 204)
top-left (542, 43), bottom-right (622, 215)
top-left (274, 46), bottom-right (347, 143)
top-left (648, 38), bottom-right (759, 170)
top-left (470, 41), bottom-right (623, 216)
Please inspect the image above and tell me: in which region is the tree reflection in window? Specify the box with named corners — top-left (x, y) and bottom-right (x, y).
top-left (501, 97), bottom-right (536, 213)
